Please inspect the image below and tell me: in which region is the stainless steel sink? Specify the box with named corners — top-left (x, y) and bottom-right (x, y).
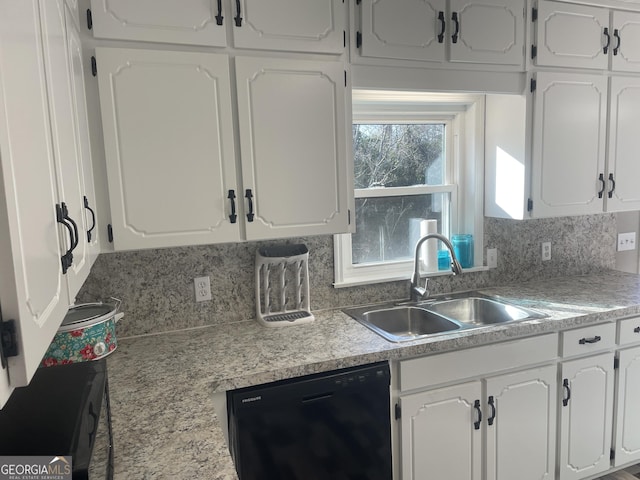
top-left (343, 293), bottom-right (546, 342)
top-left (423, 296), bottom-right (546, 326)
top-left (360, 306), bottom-right (461, 342)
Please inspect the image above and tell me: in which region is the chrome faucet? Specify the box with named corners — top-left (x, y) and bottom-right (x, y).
top-left (410, 233), bottom-right (463, 302)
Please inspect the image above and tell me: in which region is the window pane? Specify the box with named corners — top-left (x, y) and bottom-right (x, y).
top-left (352, 193), bottom-right (450, 265)
top-left (353, 124), bottom-right (445, 189)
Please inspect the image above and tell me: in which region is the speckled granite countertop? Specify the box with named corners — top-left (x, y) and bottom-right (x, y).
top-left (106, 271), bottom-right (640, 479)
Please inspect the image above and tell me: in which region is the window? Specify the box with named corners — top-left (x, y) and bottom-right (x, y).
top-left (334, 91), bottom-right (484, 287)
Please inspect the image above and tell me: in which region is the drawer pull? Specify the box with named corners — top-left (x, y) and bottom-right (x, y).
top-left (562, 379), bottom-right (571, 406)
top-left (579, 335), bottom-right (601, 345)
top-left (473, 399), bottom-right (482, 430)
top-left (634, 327), bottom-right (640, 333)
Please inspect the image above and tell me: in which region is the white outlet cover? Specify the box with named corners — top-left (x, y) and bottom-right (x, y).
top-left (542, 242), bottom-right (551, 261)
top-left (487, 248), bottom-right (498, 268)
top-left (194, 276), bottom-right (212, 302)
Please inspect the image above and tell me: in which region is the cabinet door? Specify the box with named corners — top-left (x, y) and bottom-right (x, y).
top-left (232, 0), bottom-right (345, 54)
top-left (559, 353), bottom-right (615, 480)
top-left (449, 0), bottom-right (525, 66)
top-left (235, 56), bottom-right (350, 240)
top-left (66, 14), bottom-right (100, 271)
top-left (485, 365), bottom-right (557, 480)
top-left (400, 381), bottom-right (482, 480)
top-left (96, 48), bottom-right (240, 250)
top-left (611, 11), bottom-right (640, 72)
top-left (531, 72), bottom-right (607, 217)
top-left (0, 0), bottom-right (71, 405)
top-left (359, 0), bottom-right (446, 62)
top-left (614, 346), bottom-right (640, 467)
top-left (89, 0), bottom-right (227, 47)
top-left (535, 1), bottom-right (609, 70)
top-left (40, 0), bottom-right (94, 301)
top-left (606, 76), bottom-right (640, 212)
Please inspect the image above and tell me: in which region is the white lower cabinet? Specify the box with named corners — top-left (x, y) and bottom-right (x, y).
top-left (614, 345), bottom-right (640, 467)
top-left (558, 321), bottom-right (617, 480)
top-left (559, 352), bottom-right (615, 480)
top-left (400, 381), bottom-right (482, 480)
top-left (397, 334), bottom-right (558, 480)
top-left (485, 366), bottom-right (557, 480)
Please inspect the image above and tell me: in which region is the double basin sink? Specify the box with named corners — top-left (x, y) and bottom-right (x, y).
top-left (343, 293), bottom-right (547, 343)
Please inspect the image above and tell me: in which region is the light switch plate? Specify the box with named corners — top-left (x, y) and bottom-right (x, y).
top-left (487, 248), bottom-right (497, 268)
top-left (618, 232), bottom-right (637, 252)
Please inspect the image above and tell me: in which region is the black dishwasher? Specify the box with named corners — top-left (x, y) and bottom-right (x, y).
top-left (227, 362), bottom-right (392, 480)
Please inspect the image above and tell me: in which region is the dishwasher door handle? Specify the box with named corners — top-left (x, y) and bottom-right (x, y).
top-left (302, 392), bottom-right (334, 403)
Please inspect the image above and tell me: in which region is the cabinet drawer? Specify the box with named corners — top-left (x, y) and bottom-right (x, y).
top-left (399, 333), bottom-right (558, 392)
top-left (561, 323), bottom-right (616, 357)
top-left (618, 317), bottom-right (640, 346)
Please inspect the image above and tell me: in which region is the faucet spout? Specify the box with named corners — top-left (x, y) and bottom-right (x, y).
top-left (410, 233), bottom-right (463, 302)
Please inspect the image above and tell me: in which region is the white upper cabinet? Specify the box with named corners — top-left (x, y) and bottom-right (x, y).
top-left (40, 0), bottom-right (98, 301)
top-left (530, 72), bottom-right (608, 217)
top-left (235, 56), bottom-right (350, 240)
top-left (89, 0), bottom-right (228, 47)
top-left (95, 48), bottom-right (240, 250)
top-left (534, 0), bottom-right (640, 73)
top-left (448, 0), bottom-right (525, 66)
top-left (606, 76), bottom-right (640, 212)
top-left (66, 12), bottom-right (101, 269)
top-left (0, 0), bottom-right (75, 407)
top-left (358, 0), bottom-right (525, 67)
top-left (88, 0), bottom-right (347, 54)
top-left (359, 0), bottom-right (447, 62)
top-left (231, 0), bottom-right (346, 53)
top-left (534, 1), bottom-right (609, 70)
top-left (610, 10), bottom-right (640, 72)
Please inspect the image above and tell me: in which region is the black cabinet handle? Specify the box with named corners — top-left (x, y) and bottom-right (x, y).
top-left (245, 189), bottom-right (254, 222)
top-left (451, 12), bottom-right (460, 44)
top-left (487, 395), bottom-right (496, 426)
top-left (613, 28), bottom-right (621, 56)
top-left (56, 203), bottom-right (74, 274)
top-left (215, 0), bottom-right (223, 25)
top-left (228, 190), bottom-right (237, 224)
top-left (563, 378), bottom-right (571, 406)
top-left (437, 11), bottom-right (445, 43)
top-left (88, 401), bottom-right (98, 447)
top-left (598, 173), bottom-right (605, 198)
top-left (234, 0), bottom-right (242, 26)
top-left (634, 326), bottom-right (640, 333)
top-left (579, 335), bottom-right (601, 345)
top-left (603, 27), bottom-right (610, 54)
top-left (83, 196), bottom-right (96, 242)
top-left (608, 173), bottom-right (616, 199)
top-left (473, 399), bottom-right (482, 430)
top-left (61, 202), bottom-right (79, 252)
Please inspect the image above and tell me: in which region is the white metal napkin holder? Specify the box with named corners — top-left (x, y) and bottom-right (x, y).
top-left (255, 244), bottom-right (314, 327)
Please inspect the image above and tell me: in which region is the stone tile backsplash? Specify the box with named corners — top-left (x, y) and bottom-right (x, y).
top-left (77, 214), bottom-right (617, 338)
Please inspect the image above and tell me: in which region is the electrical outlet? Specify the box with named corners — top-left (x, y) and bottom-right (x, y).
top-left (487, 248), bottom-right (498, 268)
top-left (194, 276), bottom-right (212, 302)
top-left (541, 242), bottom-right (551, 262)
top-left (618, 232), bottom-right (637, 252)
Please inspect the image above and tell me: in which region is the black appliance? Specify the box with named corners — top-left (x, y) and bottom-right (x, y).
top-left (227, 361), bottom-right (392, 480)
top-left (0, 360), bottom-right (113, 480)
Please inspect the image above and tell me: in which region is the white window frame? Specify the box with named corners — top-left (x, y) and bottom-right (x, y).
top-left (334, 90), bottom-right (486, 288)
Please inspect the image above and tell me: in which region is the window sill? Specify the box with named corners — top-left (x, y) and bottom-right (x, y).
top-left (332, 265), bottom-right (492, 289)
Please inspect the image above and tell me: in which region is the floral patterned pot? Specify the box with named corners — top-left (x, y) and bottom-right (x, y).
top-left (41, 303), bottom-right (119, 368)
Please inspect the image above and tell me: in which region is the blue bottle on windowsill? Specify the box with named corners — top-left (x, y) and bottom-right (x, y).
top-left (452, 234), bottom-right (474, 269)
